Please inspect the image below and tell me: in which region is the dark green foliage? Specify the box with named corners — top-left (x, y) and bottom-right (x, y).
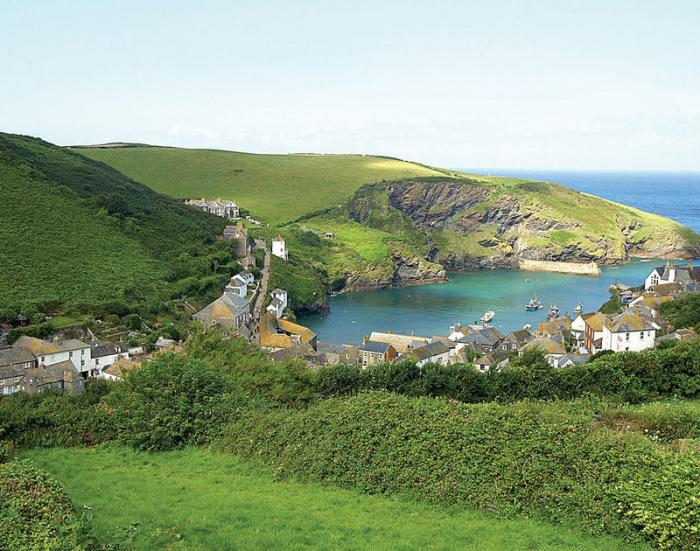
top-left (600, 292), bottom-right (622, 314)
top-left (0, 459), bottom-right (91, 550)
top-left (616, 454), bottom-right (700, 549)
top-left (661, 292), bottom-right (700, 331)
top-left (224, 392), bottom-right (699, 549)
top-left (100, 353), bottom-right (252, 451)
top-left (0, 132), bottom-right (231, 315)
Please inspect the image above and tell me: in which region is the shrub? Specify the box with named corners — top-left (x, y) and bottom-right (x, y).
top-left (100, 352), bottom-right (247, 451)
top-left (224, 391), bottom-right (698, 549)
top-left (0, 460), bottom-right (91, 550)
top-left (616, 453), bottom-right (700, 550)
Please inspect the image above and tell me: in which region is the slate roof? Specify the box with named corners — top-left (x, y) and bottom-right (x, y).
top-left (557, 354), bottom-right (590, 368)
top-left (91, 342), bottom-right (128, 359)
top-left (13, 336), bottom-right (89, 356)
top-left (0, 348), bottom-right (36, 368)
top-left (412, 341), bottom-right (451, 360)
top-left (24, 360), bottom-right (81, 386)
top-left (359, 341), bottom-right (393, 354)
top-left (605, 312), bottom-right (657, 332)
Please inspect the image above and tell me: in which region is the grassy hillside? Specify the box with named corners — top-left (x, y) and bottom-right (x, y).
top-left (24, 446), bottom-right (644, 551)
top-left (0, 133), bottom-right (230, 314)
top-left (74, 146), bottom-right (453, 223)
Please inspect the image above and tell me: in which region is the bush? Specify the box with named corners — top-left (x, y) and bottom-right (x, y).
top-left (616, 454), bottom-right (700, 550)
top-left (0, 460), bottom-right (91, 550)
top-left (100, 352), bottom-right (248, 451)
top-left (224, 391), bottom-right (698, 549)
top-left (0, 440), bottom-right (14, 463)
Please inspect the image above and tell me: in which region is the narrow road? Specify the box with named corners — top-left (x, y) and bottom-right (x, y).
top-left (250, 246), bottom-right (271, 346)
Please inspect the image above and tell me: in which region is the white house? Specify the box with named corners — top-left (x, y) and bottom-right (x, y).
top-left (412, 341), bottom-right (452, 367)
top-left (601, 312), bottom-right (658, 353)
top-left (272, 236), bottom-right (288, 260)
top-left (238, 270), bottom-right (255, 286)
top-left (266, 288), bottom-right (288, 318)
top-left (227, 275), bottom-right (248, 298)
top-left (645, 262), bottom-right (700, 290)
top-left (90, 342), bottom-right (130, 373)
top-left (12, 336), bottom-right (92, 375)
top-left (185, 198), bottom-right (239, 219)
top-left (572, 312), bottom-right (606, 353)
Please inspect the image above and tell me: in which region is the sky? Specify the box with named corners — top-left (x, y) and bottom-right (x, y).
top-left (2, 0), bottom-right (699, 169)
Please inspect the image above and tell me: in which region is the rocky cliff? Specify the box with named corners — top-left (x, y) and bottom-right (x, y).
top-left (345, 179), bottom-right (700, 271)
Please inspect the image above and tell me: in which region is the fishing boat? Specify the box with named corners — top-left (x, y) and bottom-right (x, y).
top-left (547, 304), bottom-right (560, 320)
top-left (480, 311), bottom-right (495, 323)
top-left (525, 297), bottom-right (543, 311)
top-left (574, 302), bottom-right (583, 315)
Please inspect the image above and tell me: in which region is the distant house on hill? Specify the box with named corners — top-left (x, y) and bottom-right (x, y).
top-left (193, 285), bottom-right (251, 330)
top-left (358, 340), bottom-right (397, 367)
top-left (645, 261), bottom-right (700, 290)
top-left (186, 198), bottom-right (239, 219)
top-left (272, 236), bottom-right (288, 261)
top-left (225, 223), bottom-right (253, 259)
top-left (101, 357), bottom-right (142, 382)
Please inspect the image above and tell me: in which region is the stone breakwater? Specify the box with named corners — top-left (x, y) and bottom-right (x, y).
top-left (518, 259), bottom-right (601, 276)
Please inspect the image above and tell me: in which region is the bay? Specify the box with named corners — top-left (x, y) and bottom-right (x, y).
top-left (300, 171), bottom-right (700, 344)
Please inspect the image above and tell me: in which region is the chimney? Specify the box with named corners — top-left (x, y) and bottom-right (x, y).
top-left (52, 336), bottom-right (60, 344)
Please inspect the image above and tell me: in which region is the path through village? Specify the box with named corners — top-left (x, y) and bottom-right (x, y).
top-left (251, 242), bottom-right (271, 346)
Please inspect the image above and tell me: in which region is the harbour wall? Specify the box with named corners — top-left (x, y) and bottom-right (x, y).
top-left (518, 259), bottom-right (601, 276)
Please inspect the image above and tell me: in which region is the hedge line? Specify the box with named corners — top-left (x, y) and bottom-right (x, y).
top-left (224, 391), bottom-right (700, 550)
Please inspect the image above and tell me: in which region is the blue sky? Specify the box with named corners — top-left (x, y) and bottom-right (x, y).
top-left (2, 0), bottom-right (699, 169)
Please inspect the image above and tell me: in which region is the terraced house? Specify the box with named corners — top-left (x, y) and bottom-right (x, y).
top-left (185, 198), bottom-right (239, 219)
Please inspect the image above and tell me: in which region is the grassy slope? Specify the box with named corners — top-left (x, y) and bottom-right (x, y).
top-left (0, 133), bottom-right (227, 310)
top-left (75, 146), bottom-right (450, 223)
top-left (24, 446), bottom-right (645, 551)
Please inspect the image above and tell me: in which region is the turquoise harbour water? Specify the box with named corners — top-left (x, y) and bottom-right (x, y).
top-left (299, 171), bottom-right (700, 344)
top-left (300, 261), bottom-right (697, 345)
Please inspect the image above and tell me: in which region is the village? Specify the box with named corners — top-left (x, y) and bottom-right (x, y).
top-left (1, 198), bottom-right (699, 397)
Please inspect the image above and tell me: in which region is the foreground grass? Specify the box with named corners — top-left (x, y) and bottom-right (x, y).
top-left (24, 446), bottom-right (646, 551)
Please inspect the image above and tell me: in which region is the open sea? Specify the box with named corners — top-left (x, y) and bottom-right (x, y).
top-left (300, 171), bottom-right (700, 344)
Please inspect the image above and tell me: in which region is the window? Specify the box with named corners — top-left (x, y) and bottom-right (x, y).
top-left (640, 332), bottom-right (644, 340)
top-left (625, 333), bottom-right (630, 341)
top-left (81, 360), bottom-right (85, 367)
top-left (69, 351), bottom-right (73, 358)
top-left (41, 356), bottom-right (45, 363)
top-left (625, 346), bottom-right (630, 351)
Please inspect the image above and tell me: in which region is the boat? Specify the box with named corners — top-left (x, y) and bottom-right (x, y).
top-left (525, 297), bottom-right (543, 311)
top-left (480, 311), bottom-right (495, 323)
top-left (547, 304), bottom-right (560, 320)
top-left (574, 302), bottom-right (583, 315)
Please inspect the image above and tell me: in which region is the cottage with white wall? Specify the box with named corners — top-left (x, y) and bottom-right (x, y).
top-left (272, 236), bottom-right (288, 260)
top-left (12, 336), bottom-right (92, 375)
top-left (266, 289), bottom-right (288, 318)
top-left (601, 312), bottom-right (659, 352)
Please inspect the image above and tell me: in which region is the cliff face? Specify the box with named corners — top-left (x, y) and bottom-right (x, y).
top-left (346, 179), bottom-right (700, 271)
top-left (342, 254), bottom-right (446, 292)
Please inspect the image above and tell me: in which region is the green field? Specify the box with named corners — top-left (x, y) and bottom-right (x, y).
top-left (23, 446), bottom-right (646, 551)
top-left (0, 133), bottom-right (230, 314)
top-left (74, 146), bottom-right (453, 223)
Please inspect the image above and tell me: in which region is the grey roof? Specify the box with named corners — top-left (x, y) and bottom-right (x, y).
top-left (359, 341), bottom-right (392, 354)
top-left (271, 288), bottom-right (286, 295)
top-left (0, 348), bottom-right (35, 368)
top-left (557, 354), bottom-right (590, 368)
top-left (0, 364), bottom-right (28, 379)
top-left (91, 342), bottom-right (128, 359)
top-left (413, 341), bottom-right (451, 360)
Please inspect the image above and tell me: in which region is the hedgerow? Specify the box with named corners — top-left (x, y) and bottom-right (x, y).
top-left (224, 391), bottom-right (700, 549)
